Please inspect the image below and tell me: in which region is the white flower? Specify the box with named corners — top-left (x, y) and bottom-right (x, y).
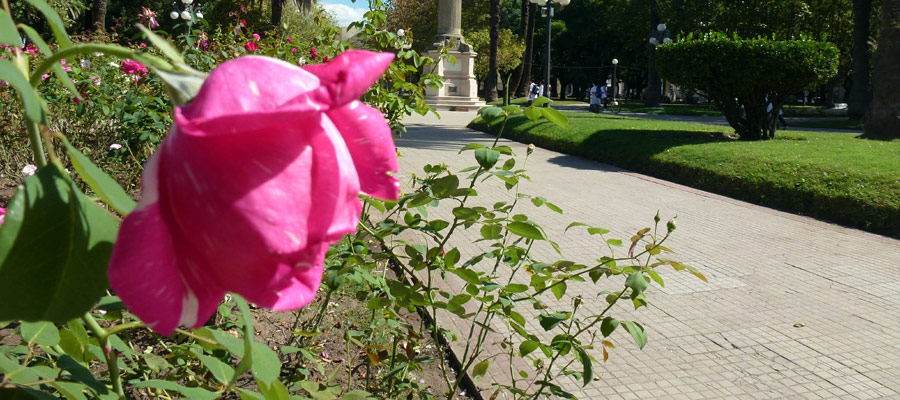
top-left (397, 29), bottom-right (406, 37)
top-left (109, 143), bottom-right (123, 150)
top-left (21, 164), bottom-right (37, 176)
top-left (297, 57), bottom-right (307, 65)
top-left (109, 61), bottom-right (120, 68)
top-left (170, 11), bottom-right (179, 19)
top-left (93, 52), bottom-right (104, 57)
top-left (195, 11), bottom-right (203, 18)
top-left (79, 59), bottom-right (91, 68)
top-left (181, 10), bottom-right (191, 20)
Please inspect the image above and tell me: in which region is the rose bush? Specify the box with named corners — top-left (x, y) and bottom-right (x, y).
top-left (107, 50), bottom-right (400, 335)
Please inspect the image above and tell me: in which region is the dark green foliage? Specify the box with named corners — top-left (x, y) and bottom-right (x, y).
top-left (656, 35), bottom-right (839, 140)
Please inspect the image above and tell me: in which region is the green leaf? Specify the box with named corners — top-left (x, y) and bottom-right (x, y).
top-left (474, 148), bottom-right (501, 170)
top-left (231, 295), bottom-right (255, 382)
top-left (600, 317), bottom-right (619, 337)
top-left (540, 107), bottom-right (569, 127)
top-left (57, 355), bottom-right (107, 394)
top-left (647, 270), bottom-right (665, 287)
top-left (458, 143), bottom-right (486, 153)
top-left (49, 381), bottom-right (87, 400)
top-left (625, 272), bottom-right (649, 298)
top-left (24, 0), bottom-right (72, 48)
top-left (258, 379), bottom-right (291, 400)
top-left (621, 321), bottom-right (647, 349)
top-left (578, 348), bottom-right (593, 386)
top-left (0, 166), bottom-right (117, 323)
top-left (480, 224), bottom-right (502, 240)
top-left (550, 282), bottom-right (567, 300)
top-left (152, 67), bottom-right (207, 106)
top-left (19, 25), bottom-right (80, 101)
top-left (444, 248), bottom-right (460, 267)
top-left (471, 359), bottom-right (489, 381)
top-left (60, 137), bottom-right (136, 215)
top-left (341, 391), bottom-right (374, 400)
top-left (538, 312), bottom-right (569, 331)
top-left (507, 221), bottom-right (544, 240)
top-left (0, 11), bottom-right (21, 47)
top-left (606, 238), bottom-right (623, 246)
top-left (250, 341), bottom-right (281, 385)
top-left (137, 24), bottom-right (184, 64)
top-left (531, 97), bottom-right (551, 107)
top-left (198, 354), bottom-right (235, 385)
top-left (504, 283), bottom-right (529, 294)
top-left (478, 106), bottom-right (504, 123)
top-left (0, 59), bottom-right (44, 123)
top-left (20, 321), bottom-right (60, 346)
top-left (523, 106), bottom-right (542, 121)
top-left (133, 380), bottom-right (218, 400)
top-left (519, 340), bottom-right (540, 356)
top-left (430, 175), bottom-right (459, 198)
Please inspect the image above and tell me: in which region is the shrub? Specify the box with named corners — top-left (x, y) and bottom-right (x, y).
top-left (656, 35), bottom-right (839, 140)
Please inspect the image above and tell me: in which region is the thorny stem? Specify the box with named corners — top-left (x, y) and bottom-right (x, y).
top-left (81, 313), bottom-right (125, 399)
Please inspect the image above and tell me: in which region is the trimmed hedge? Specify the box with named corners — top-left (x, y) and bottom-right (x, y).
top-left (469, 113), bottom-right (900, 238)
top-left (656, 35), bottom-right (839, 140)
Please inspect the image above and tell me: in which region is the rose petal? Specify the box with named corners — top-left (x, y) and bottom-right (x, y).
top-left (302, 50), bottom-right (394, 106)
top-left (327, 101), bottom-right (399, 200)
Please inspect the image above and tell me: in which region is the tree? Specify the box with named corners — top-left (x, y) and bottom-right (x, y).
top-left (92, 0), bottom-right (107, 31)
top-left (510, 0), bottom-right (530, 97)
top-left (658, 36), bottom-right (839, 140)
top-left (468, 28), bottom-right (525, 85)
top-left (864, 0), bottom-right (900, 139)
top-left (385, 0), bottom-right (438, 52)
top-left (518, 3), bottom-right (536, 97)
top-left (645, 0), bottom-right (662, 107)
top-left (849, 0), bottom-right (873, 120)
top-left (271, 0), bottom-right (315, 27)
top-left (484, 0), bottom-right (500, 102)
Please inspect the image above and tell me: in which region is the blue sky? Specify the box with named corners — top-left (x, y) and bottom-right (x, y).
top-left (320, 0), bottom-right (369, 27)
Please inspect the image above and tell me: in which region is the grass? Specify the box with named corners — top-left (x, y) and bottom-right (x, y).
top-left (790, 118), bottom-right (863, 130)
top-left (469, 112), bottom-right (900, 237)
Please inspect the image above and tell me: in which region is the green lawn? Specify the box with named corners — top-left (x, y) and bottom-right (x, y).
top-left (790, 118), bottom-right (863, 130)
top-left (469, 112), bottom-right (900, 237)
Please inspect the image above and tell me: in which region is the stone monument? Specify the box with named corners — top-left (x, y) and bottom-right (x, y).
top-left (424, 0), bottom-right (485, 111)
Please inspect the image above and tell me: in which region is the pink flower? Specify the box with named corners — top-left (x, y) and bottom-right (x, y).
top-left (291, 47), bottom-right (298, 54)
top-left (0, 208), bottom-right (6, 226)
top-left (286, 36), bottom-right (293, 42)
top-left (60, 59), bottom-right (72, 72)
top-left (121, 59), bottom-right (148, 75)
top-left (310, 47), bottom-right (318, 59)
top-left (244, 41), bottom-right (259, 52)
top-left (240, 19), bottom-right (247, 27)
top-left (107, 51), bottom-right (399, 335)
top-left (139, 7), bottom-right (160, 29)
top-left (41, 74), bottom-right (50, 81)
top-left (252, 33), bottom-right (261, 41)
top-left (140, 43), bottom-right (147, 48)
top-left (323, 55), bottom-right (329, 62)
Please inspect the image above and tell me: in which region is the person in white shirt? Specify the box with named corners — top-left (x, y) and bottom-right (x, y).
top-left (589, 81), bottom-right (601, 113)
top-left (526, 79), bottom-right (538, 106)
top-left (600, 85), bottom-right (608, 109)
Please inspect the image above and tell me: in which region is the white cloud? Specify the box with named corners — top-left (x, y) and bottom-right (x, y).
top-left (322, 4), bottom-right (367, 27)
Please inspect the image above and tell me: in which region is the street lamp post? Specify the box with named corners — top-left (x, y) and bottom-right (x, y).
top-left (612, 58), bottom-right (618, 100)
top-left (170, 0), bottom-right (203, 34)
top-left (530, 0), bottom-right (570, 103)
top-left (646, 23), bottom-right (671, 109)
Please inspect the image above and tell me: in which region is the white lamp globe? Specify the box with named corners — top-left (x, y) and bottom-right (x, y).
top-left (657, 23), bottom-right (667, 32)
top-left (170, 11), bottom-right (179, 19)
top-left (558, 0), bottom-right (571, 5)
top-left (182, 0), bottom-right (193, 4)
top-left (649, 37), bottom-right (658, 45)
top-left (612, 58), bottom-right (618, 65)
top-left (663, 37), bottom-right (672, 44)
top-left (195, 11), bottom-right (204, 18)
top-left (181, 10), bottom-right (191, 20)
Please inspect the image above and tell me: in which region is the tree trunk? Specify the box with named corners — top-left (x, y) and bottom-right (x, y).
top-left (848, 0), bottom-right (873, 120)
top-left (271, 0), bottom-right (284, 27)
top-left (92, 0), bottom-right (107, 31)
top-left (484, 0), bottom-right (500, 102)
top-left (645, 0), bottom-right (662, 107)
top-left (510, 0), bottom-right (530, 98)
top-left (864, 0), bottom-right (900, 139)
top-left (518, 4), bottom-right (537, 98)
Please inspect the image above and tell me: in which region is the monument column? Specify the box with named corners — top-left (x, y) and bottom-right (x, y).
top-left (424, 0), bottom-right (485, 111)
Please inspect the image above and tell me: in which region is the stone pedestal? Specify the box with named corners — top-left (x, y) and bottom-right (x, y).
top-left (424, 50), bottom-right (484, 111)
top-left (424, 0), bottom-right (485, 111)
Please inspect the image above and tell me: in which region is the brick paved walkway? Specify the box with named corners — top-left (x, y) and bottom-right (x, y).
top-left (395, 111), bottom-right (900, 400)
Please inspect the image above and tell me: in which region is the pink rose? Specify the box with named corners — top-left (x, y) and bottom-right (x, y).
top-left (244, 41), bottom-right (259, 52)
top-left (252, 33), bottom-right (261, 41)
top-left (310, 47), bottom-right (318, 59)
top-left (108, 51), bottom-right (399, 335)
top-left (286, 36), bottom-right (293, 42)
top-left (291, 47), bottom-right (298, 54)
top-left (323, 55), bottom-right (329, 62)
top-left (0, 208), bottom-right (5, 226)
top-left (121, 59), bottom-right (148, 75)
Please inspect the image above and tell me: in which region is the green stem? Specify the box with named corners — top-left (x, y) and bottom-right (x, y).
top-left (25, 122), bottom-right (47, 167)
top-left (81, 313), bottom-right (125, 399)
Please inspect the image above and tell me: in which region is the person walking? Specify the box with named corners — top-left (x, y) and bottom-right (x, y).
top-left (589, 81), bottom-right (601, 113)
top-left (536, 80), bottom-right (546, 107)
top-left (600, 84), bottom-right (609, 109)
top-left (526, 79), bottom-right (538, 106)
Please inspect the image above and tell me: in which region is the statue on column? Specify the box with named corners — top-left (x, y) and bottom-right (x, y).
top-left (424, 0), bottom-right (484, 111)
